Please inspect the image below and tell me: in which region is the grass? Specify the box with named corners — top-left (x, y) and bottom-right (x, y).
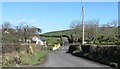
top-left (43, 29), bottom-right (72, 36)
top-left (2, 51), bottom-right (48, 67)
top-left (45, 37), bottom-right (60, 45)
top-left (42, 28), bottom-right (119, 46)
top-left (2, 53), bottom-right (16, 67)
top-left (42, 30), bottom-right (72, 46)
top-left (42, 27), bottom-right (118, 38)
top-left (20, 51), bottom-right (48, 65)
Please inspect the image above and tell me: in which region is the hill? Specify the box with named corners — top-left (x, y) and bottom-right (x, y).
top-left (42, 29), bottom-right (73, 36)
top-left (41, 27), bottom-right (120, 45)
top-left (41, 29), bottom-right (73, 45)
top-left (42, 27), bottom-right (118, 38)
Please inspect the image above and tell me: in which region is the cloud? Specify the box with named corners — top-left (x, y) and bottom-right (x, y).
top-left (28, 19), bottom-right (39, 27)
top-left (18, 19), bottom-right (36, 24)
top-left (18, 19), bottom-right (25, 23)
top-left (4, 19), bottom-right (15, 23)
top-left (18, 19), bottom-right (25, 24)
top-left (29, 19), bottom-right (36, 23)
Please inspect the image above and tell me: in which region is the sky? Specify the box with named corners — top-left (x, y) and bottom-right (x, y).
top-left (1, 0), bottom-right (120, 2)
top-left (1, 2), bottom-right (118, 33)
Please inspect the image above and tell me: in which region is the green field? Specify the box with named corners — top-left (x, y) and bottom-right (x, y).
top-left (45, 37), bottom-right (60, 45)
top-left (42, 27), bottom-right (118, 38)
top-left (42, 27), bottom-right (119, 45)
top-left (43, 29), bottom-right (73, 36)
top-left (42, 30), bottom-right (73, 45)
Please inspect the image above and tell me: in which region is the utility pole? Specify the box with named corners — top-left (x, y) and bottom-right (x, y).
top-left (82, 1), bottom-right (85, 45)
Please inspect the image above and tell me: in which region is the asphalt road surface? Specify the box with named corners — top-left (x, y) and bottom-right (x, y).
top-left (36, 44), bottom-right (111, 67)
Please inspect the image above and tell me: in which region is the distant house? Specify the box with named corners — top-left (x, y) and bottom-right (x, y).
top-left (32, 36), bottom-right (46, 46)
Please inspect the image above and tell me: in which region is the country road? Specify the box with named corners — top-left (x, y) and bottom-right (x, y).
top-left (36, 44), bottom-right (111, 67)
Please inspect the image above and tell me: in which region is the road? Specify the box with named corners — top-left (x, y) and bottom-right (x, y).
top-left (36, 44), bottom-right (111, 67)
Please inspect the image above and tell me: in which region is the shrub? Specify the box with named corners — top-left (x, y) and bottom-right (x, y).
top-left (72, 44), bottom-right (120, 68)
top-left (81, 44), bottom-right (90, 53)
top-left (67, 44), bottom-right (79, 53)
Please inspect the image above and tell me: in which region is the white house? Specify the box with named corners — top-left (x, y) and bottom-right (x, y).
top-left (32, 36), bottom-right (46, 46)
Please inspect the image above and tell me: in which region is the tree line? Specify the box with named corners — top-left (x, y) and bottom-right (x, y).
top-left (2, 22), bottom-right (41, 44)
top-left (69, 19), bottom-right (120, 45)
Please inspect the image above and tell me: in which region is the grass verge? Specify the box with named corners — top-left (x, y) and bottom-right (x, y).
top-left (2, 51), bottom-right (48, 67)
top-left (20, 51), bottom-right (48, 65)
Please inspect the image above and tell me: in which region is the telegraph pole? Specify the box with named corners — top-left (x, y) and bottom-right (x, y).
top-left (82, 1), bottom-right (84, 45)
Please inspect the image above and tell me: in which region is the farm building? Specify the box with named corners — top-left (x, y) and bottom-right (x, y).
top-left (32, 36), bottom-right (46, 46)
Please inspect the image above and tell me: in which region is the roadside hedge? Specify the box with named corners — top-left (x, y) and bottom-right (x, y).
top-left (68, 44), bottom-right (120, 68)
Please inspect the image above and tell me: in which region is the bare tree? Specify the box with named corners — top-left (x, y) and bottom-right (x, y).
top-left (85, 19), bottom-right (99, 43)
top-left (70, 20), bottom-right (82, 43)
top-left (99, 19), bottom-right (118, 43)
top-left (70, 19), bottom-right (99, 43)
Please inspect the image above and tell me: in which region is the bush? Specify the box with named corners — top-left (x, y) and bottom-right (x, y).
top-left (72, 44), bottom-right (120, 68)
top-left (81, 45), bottom-right (90, 53)
top-left (67, 44), bottom-right (79, 53)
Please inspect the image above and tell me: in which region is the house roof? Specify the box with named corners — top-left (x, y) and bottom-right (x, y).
top-left (39, 37), bottom-right (46, 41)
top-left (32, 36), bottom-right (46, 42)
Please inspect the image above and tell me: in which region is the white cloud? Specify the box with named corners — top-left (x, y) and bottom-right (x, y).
top-left (18, 19), bottom-right (26, 24)
top-left (29, 19), bottom-right (36, 23)
top-left (4, 19), bottom-right (15, 23)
